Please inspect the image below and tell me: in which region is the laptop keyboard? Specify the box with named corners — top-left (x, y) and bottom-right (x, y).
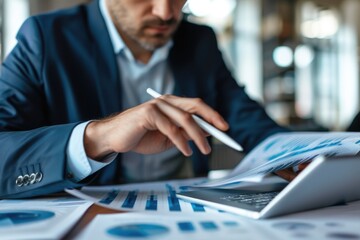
top-left (220, 191), bottom-right (280, 210)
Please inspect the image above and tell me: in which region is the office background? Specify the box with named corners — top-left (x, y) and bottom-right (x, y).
top-left (1, 0), bottom-right (360, 169)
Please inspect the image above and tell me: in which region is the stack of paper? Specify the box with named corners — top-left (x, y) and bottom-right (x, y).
top-left (198, 132), bottom-right (360, 188)
top-left (0, 197), bottom-right (92, 239)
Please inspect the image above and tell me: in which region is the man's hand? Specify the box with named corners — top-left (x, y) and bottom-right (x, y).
top-left (83, 94), bottom-right (229, 160)
top-left (275, 163), bottom-right (310, 181)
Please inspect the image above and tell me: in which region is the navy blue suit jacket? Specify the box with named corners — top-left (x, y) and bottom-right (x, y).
top-left (0, 1), bottom-right (286, 198)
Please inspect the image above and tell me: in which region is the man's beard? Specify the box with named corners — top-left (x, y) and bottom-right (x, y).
top-left (124, 18), bottom-right (179, 51)
top-left (133, 35), bottom-right (169, 51)
top-left (131, 35), bottom-right (162, 51)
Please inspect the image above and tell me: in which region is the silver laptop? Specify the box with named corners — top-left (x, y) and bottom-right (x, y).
top-left (177, 155), bottom-right (360, 219)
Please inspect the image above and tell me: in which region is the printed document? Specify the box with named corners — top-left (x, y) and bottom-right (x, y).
top-left (198, 132), bottom-right (360, 188)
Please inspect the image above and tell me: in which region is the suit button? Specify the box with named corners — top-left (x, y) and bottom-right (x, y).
top-left (35, 172), bottom-right (43, 183)
top-left (15, 176), bottom-right (23, 187)
top-left (29, 173), bottom-right (36, 184)
top-left (22, 174), bottom-right (30, 186)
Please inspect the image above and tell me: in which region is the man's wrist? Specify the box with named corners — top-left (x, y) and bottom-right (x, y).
top-left (66, 121), bottom-right (117, 182)
top-left (84, 121), bottom-right (114, 160)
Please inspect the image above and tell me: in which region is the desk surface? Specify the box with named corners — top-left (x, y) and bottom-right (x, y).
top-left (63, 204), bottom-right (122, 240)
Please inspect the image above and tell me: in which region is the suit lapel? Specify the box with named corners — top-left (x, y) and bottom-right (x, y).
top-left (86, 1), bottom-right (122, 116)
top-left (169, 21), bottom-right (203, 99)
top-left (85, 1), bottom-right (122, 184)
top-left (169, 48), bottom-right (199, 98)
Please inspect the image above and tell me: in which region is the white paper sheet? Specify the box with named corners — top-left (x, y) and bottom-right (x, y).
top-left (0, 197), bottom-right (92, 240)
top-left (253, 200), bottom-right (360, 240)
top-left (66, 178), bottom-right (229, 214)
top-left (198, 132), bottom-right (360, 188)
top-left (76, 200), bottom-right (360, 240)
top-left (76, 212), bottom-right (266, 240)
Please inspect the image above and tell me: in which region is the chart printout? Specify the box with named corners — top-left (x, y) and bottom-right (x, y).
top-left (77, 200), bottom-right (360, 240)
top-left (66, 178), bottom-right (226, 214)
top-left (198, 132), bottom-right (360, 188)
top-left (0, 197), bottom-right (92, 239)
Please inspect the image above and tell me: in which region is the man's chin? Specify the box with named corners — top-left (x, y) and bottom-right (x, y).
top-left (139, 38), bottom-right (171, 51)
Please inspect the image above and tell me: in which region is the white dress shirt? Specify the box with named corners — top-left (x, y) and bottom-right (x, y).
top-left (66, 0), bottom-right (183, 182)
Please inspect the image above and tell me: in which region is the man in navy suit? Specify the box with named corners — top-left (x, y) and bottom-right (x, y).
top-left (0, 0), bottom-right (287, 198)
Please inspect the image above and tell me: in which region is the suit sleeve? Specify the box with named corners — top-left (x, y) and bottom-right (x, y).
top-left (0, 17), bottom-right (85, 198)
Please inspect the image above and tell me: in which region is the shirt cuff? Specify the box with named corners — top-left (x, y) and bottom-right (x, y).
top-left (66, 121), bottom-right (117, 182)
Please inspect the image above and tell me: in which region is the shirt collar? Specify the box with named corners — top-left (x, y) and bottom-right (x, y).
top-left (99, 0), bottom-right (173, 64)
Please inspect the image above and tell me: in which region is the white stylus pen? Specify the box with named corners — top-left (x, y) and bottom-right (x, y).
top-left (146, 88), bottom-right (243, 152)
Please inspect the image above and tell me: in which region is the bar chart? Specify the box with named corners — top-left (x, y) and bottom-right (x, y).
top-left (66, 178), bottom-right (221, 214)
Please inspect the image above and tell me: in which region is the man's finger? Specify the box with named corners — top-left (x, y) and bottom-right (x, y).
top-left (157, 94), bottom-right (229, 131)
top-left (147, 108), bottom-right (193, 156)
top-left (151, 98), bottom-right (211, 155)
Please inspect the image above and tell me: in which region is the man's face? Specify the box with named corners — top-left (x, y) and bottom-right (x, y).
top-left (107, 0), bottom-right (187, 51)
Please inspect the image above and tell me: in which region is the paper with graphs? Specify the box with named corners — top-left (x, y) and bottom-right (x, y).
top-left (66, 178), bottom-right (227, 214)
top-left (77, 200), bottom-right (360, 240)
top-left (0, 196), bottom-right (92, 240)
top-left (198, 132), bottom-right (360, 188)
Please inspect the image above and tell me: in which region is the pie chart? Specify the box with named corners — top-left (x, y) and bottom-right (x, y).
top-left (107, 224), bottom-right (170, 238)
top-left (272, 222), bottom-right (315, 231)
top-left (0, 210), bottom-right (55, 227)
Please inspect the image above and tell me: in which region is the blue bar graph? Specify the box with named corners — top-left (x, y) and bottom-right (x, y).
top-left (191, 203), bottom-right (205, 212)
top-left (122, 191), bottom-right (138, 209)
top-left (200, 221), bottom-right (218, 231)
top-left (223, 221), bottom-right (239, 227)
top-left (99, 190), bottom-right (119, 205)
top-left (177, 222), bottom-right (195, 232)
top-left (145, 193), bottom-right (158, 211)
top-left (166, 184), bottom-right (181, 212)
